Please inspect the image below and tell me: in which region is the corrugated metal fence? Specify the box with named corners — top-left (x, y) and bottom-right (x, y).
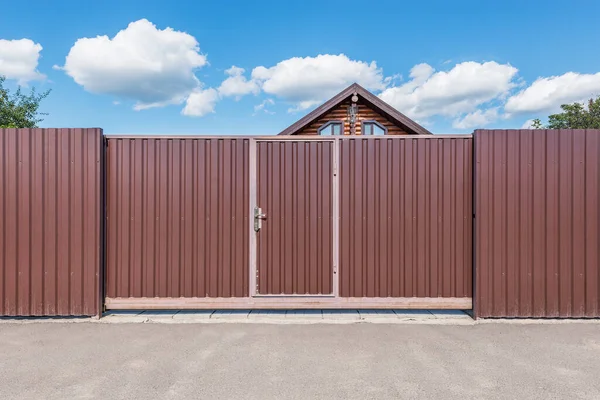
top-left (339, 137), bottom-right (473, 298)
top-left (106, 138), bottom-right (250, 298)
top-left (475, 129), bottom-right (600, 318)
top-left (0, 128), bottom-right (103, 316)
top-left (2, 128), bottom-right (599, 317)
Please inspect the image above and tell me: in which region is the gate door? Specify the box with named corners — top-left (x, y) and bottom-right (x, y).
top-left (254, 140), bottom-right (335, 295)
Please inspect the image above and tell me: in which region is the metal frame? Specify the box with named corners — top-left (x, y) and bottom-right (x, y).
top-left (250, 137), bottom-right (338, 297)
top-left (249, 139), bottom-right (258, 297)
top-left (104, 134), bottom-right (473, 140)
top-left (332, 138), bottom-right (340, 297)
top-left (105, 296), bottom-right (472, 310)
top-left (98, 132), bottom-right (107, 317)
top-left (472, 131), bottom-right (478, 319)
top-left (317, 120), bottom-right (344, 136)
top-left (361, 120), bottom-right (388, 135)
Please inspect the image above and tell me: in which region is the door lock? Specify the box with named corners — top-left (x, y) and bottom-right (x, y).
top-left (254, 207), bottom-right (267, 232)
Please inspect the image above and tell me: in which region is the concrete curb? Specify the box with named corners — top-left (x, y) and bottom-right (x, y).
top-left (3, 319), bottom-right (599, 325)
top-left (1, 309), bottom-right (474, 325)
top-left (2, 310), bottom-right (598, 325)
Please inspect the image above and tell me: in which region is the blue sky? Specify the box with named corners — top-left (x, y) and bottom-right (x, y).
top-left (1, 0), bottom-right (600, 134)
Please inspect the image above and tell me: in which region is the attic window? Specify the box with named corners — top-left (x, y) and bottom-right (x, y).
top-left (318, 121), bottom-right (343, 136)
top-left (362, 121), bottom-right (387, 135)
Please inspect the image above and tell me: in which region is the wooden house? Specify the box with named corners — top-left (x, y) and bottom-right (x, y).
top-left (278, 83), bottom-right (431, 136)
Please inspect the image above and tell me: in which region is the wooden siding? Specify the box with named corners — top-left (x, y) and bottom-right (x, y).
top-left (295, 99), bottom-right (409, 136)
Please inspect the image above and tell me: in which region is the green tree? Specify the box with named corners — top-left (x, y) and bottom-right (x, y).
top-left (533, 96), bottom-right (600, 129)
top-left (0, 76), bottom-right (51, 128)
top-left (530, 118), bottom-right (544, 129)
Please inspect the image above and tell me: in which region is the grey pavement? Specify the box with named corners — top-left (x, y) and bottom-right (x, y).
top-left (1, 322), bottom-right (600, 399)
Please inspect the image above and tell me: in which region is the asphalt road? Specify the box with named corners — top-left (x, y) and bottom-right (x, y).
top-left (1, 322), bottom-right (599, 399)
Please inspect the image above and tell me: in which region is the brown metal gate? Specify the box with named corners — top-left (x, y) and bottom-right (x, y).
top-left (105, 138), bottom-right (250, 303)
top-left (339, 137), bottom-right (473, 300)
top-left (105, 135), bottom-right (472, 310)
top-left (254, 140), bottom-right (335, 296)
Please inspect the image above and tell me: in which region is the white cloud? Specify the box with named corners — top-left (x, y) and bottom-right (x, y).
top-left (218, 66), bottom-right (260, 99)
top-left (250, 54), bottom-right (388, 111)
top-left (0, 38), bottom-right (45, 84)
top-left (225, 66), bottom-right (244, 76)
top-left (253, 98), bottom-right (275, 115)
top-left (379, 61), bottom-right (518, 120)
top-left (182, 88), bottom-right (219, 117)
top-left (504, 72), bottom-right (600, 114)
top-left (452, 108), bottom-right (499, 129)
top-left (59, 19), bottom-right (208, 110)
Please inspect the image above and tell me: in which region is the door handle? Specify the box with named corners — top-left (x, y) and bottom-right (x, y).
top-left (254, 207), bottom-right (267, 232)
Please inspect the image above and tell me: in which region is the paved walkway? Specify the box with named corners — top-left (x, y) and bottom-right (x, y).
top-left (1, 322), bottom-right (600, 399)
top-left (99, 309), bottom-right (473, 324)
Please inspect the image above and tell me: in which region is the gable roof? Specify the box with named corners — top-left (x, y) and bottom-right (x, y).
top-left (278, 83), bottom-right (432, 135)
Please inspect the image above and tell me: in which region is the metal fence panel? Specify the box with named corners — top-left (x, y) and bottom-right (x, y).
top-left (475, 129), bottom-right (600, 318)
top-left (339, 137), bottom-right (473, 299)
top-left (106, 138), bottom-right (250, 298)
top-left (0, 128), bottom-right (102, 316)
